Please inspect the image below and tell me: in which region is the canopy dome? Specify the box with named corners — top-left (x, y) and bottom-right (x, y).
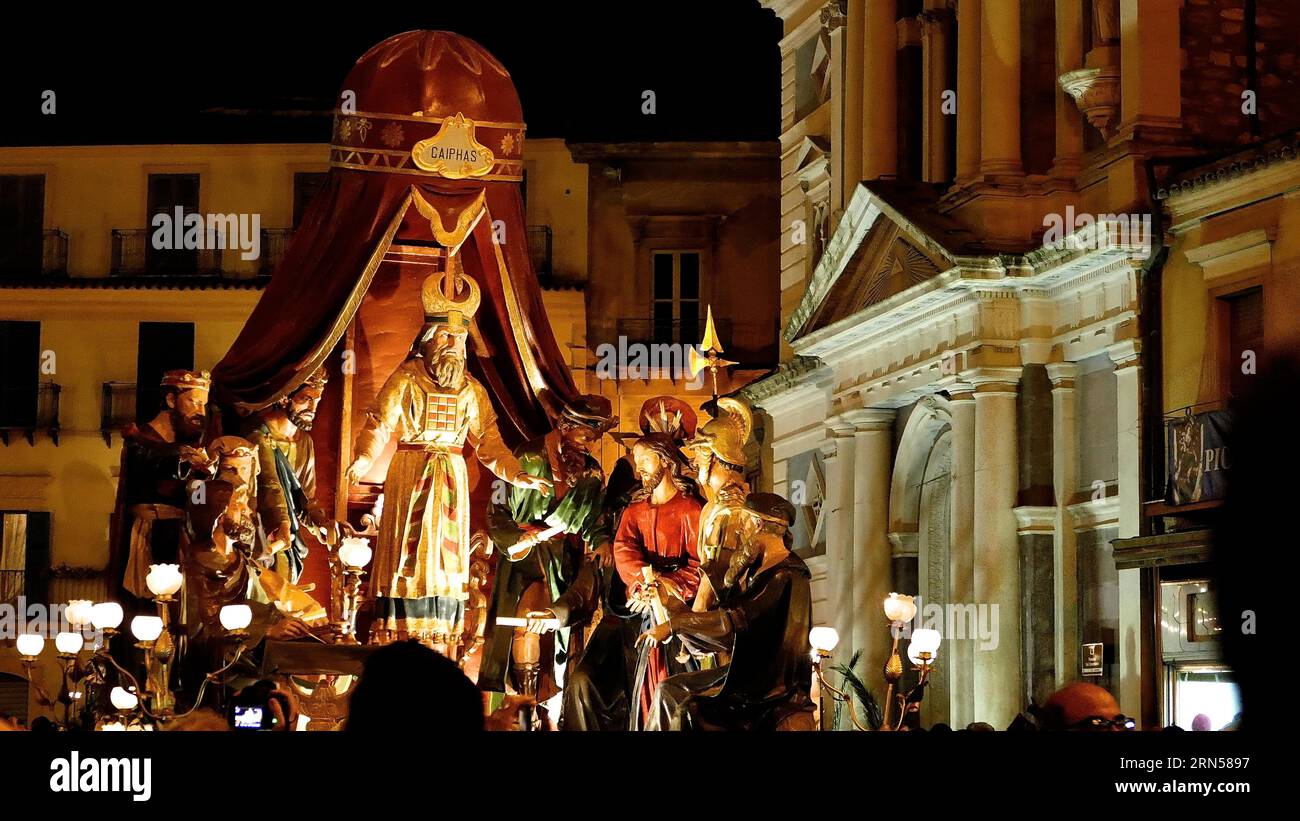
top-left (332, 31), bottom-right (525, 182)
top-left (344, 30), bottom-right (522, 125)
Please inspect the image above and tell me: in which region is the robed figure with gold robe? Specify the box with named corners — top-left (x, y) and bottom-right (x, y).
top-left (347, 259), bottom-right (550, 648)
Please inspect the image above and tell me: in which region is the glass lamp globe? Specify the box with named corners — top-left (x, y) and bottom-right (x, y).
top-left (16, 633), bottom-right (45, 659)
top-left (808, 626), bottom-right (840, 653)
top-left (55, 631), bottom-right (85, 655)
top-left (110, 687), bottom-right (139, 711)
top-left (219, 604), bottom-right (253, 632)
top-left (65, 600), bottom-right (94, 628)
top-left (145, 564), bottom-right (183, 597)
top-left (910, 628), bottom-right (942, 657)
top-left (338, 536), bottom-right (373, 569)
top-left (130, 615), bottom-right (164, 643)
top-left (883, 593), bottom-right (917, 623)
top-left (90, 602), bottom-right (124, 631)
top-left (908, 642), bottom-right (939, 666)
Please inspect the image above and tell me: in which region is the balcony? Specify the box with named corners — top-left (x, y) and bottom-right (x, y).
top-left (0, 229), bottom-right (68, 277)
top-left (616, 316), bottom-right (734, 348)
top-left (0, 569), bottom-right (24, 606)
top-left (0, 382), bottom-right (60, 445)
top-left (111, 228), bottom-right (223, 276)
top-left (101, 381), bottom-right (137, 446)
top-left (260, 228), bottom-right (293, 275)
top-left (591, 316), bottom-right (779, 371)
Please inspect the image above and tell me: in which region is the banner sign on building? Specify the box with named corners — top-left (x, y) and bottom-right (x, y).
top-left (1166, 410), bottom-right (1232, 506)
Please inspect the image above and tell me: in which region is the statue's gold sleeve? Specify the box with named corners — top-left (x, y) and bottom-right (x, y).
top-left (466, 378), bottom-right (524, 483)
top-left (353, 367), bottom-right (416, 464)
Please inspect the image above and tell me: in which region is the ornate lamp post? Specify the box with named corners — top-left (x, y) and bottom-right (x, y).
top-left (335, 536), bottom-right (373, 644)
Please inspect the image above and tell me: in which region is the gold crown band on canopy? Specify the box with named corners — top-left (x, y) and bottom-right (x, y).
top-left (330, 109), bottom-right (525, 182)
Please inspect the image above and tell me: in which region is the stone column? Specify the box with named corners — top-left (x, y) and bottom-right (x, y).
top-left (825, 2), bottom-right (850, 211)
top-left (1052, 0), bottom-right (1084, 179)
top-left (862, 0), bottom-right (898, 181)
top-left (970, 371), bottom-right (1022, 728)
top-left (1118, 0), bottom-right (1181, 134)
top-left (1110, 341), bottom-right (1143, 718)
top-left (846, 408), bottom-right (895, 679)
top-left (843, 0), bottom-right (865, 210)
top-left (824, 423), bottom-right (857, 698)
top-left (955, 0), bottom-right (982, 181)
top-left (920, 7), bottom-right (955, 183)
top-left (979, 0), bottom-right (1023, 177)
top-left (1046, 362), bottom-right (1079, 685)
top-left (947, 388), bottom-right (976, 727)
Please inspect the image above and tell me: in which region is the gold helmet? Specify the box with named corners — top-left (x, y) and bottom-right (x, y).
top-left (687, 396), bottom-right (752, 468)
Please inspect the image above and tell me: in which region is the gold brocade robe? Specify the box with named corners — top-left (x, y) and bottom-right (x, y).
top-left (354, 360), bottom-right (523, 605)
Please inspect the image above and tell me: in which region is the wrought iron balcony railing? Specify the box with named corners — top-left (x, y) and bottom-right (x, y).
top-left (0, 229), bottom-right (68, 277)
top-left (614, 316), bottom-right (735, 347)
top-left (111, 228), bottom-right (223, 276)
top-left (101, 381), bottom-right (137, 446)
top-left (0, 382), bottom-right (60, 445)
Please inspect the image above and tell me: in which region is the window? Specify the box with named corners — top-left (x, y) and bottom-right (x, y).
top-left (146, 173), bottom-right (200, 275)
top-left (0, 511), bottom-right (50, 607)
top-left (1219, 287), bottom-right (1263, 403)
top-left (0, 175), bottom-right (45, 276)
top-left (0, 321), bottom-right (39, 428)
top-left (292, 172), bottom-right (328, 230)
top-left (135, 322), bottom-right (194, 422)
top-left (652, 251), bottom-right (702, 345)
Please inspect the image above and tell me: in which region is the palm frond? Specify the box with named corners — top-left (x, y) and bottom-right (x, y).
top-left (830, 650), bottom-right (883, 730)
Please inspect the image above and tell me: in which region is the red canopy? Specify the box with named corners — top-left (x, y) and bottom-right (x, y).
top-left (212, 31), bottom-right (577, 445)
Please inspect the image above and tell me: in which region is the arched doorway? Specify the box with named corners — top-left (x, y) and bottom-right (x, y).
top-left (888, 395), bottom-right (957, 727)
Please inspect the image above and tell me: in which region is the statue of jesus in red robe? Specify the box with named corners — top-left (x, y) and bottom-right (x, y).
top-left (613, 433), bottom-right (703, 730)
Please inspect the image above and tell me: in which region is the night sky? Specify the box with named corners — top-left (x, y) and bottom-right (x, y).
top-left (1, 3), bottom-right (782, 146)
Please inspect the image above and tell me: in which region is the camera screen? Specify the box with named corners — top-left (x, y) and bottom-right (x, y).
top-left (232, 705), bottom-right (265, 730)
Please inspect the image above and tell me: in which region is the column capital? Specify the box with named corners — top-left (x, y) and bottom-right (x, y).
top-left (1045, 361), bottom-right (1078, 390)
top-left (962, 366), bottom-right (1022, 395)
top-left (820, 0), bottom-right (847, 32)
top-left (1107, 339), bottom-right (1142, 369)
top-left (840, 407), bottom-right (896, 432)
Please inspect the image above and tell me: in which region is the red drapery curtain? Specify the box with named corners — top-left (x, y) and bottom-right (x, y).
top-left (211, 169), bottom-right (577, 445)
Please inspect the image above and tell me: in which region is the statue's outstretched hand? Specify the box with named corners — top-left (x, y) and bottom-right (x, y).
top-left (345, 456), bottom-right (372, 485)
top-left (512, 472), bottom-right (552, 494)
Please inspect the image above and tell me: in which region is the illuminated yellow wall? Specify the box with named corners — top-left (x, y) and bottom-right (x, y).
top-left (523, 138), bottom-right (589, 282)
top-left (1161, 166), bottom-right (1300, 414)
top-left (0, 144), bottom-right (331, 278)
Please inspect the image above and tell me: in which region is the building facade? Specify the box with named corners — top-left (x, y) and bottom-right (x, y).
top-left (750, 0), bottom-right (1298, 729)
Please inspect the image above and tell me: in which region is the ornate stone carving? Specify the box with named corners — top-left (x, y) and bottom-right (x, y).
top-left (1060, 67), bottom-right (1121, 137)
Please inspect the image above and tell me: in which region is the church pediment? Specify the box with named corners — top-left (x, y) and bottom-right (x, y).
top-left (786, 182), bottom-right (955, 343)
